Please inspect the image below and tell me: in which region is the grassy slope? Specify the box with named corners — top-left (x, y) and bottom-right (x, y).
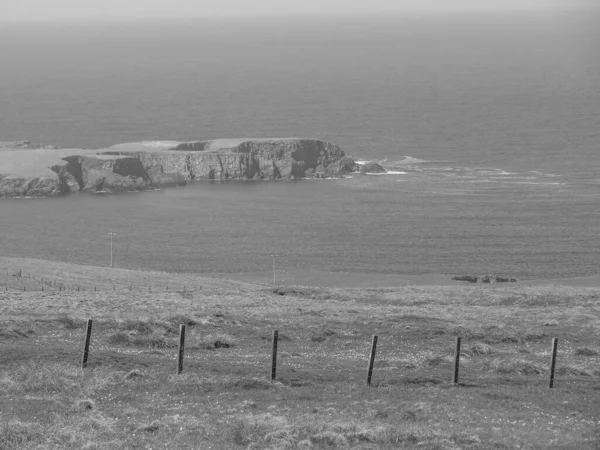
top-left (1, 257), bottom-right (599, 449)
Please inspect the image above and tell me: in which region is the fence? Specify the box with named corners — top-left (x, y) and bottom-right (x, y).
top-left (69, 321), bottom-right (599, 389)
top-left (1, 267), bottom-right (199, 294)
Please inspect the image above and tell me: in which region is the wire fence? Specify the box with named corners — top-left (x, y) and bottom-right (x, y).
top-left (0, 266), bottom-right (202, 294)
top-left (3, 266), bottom-right (599, 389)
top-left (24, 320), bottom-right (600, 389)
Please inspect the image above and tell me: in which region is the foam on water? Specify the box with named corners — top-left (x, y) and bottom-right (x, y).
top-left (364, 171), bottom-right (407, 175)
top-left (393, 156), bottom-right (431, 165)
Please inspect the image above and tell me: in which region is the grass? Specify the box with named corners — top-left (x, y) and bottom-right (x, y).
top-left (1, 257), bottom-right (600, 449)
top-left (57, 315), bottom-right (87, 330)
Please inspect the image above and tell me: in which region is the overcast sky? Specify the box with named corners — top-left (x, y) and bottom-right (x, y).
top-left (1, 0), bottom-right (591, 22)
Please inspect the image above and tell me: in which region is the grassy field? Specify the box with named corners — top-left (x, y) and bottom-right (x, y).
top-left (1, 257), bottom-right (599, 449)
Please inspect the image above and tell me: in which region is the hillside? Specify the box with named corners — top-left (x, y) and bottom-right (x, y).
top-left (1, 257), bottom-right (599, 448)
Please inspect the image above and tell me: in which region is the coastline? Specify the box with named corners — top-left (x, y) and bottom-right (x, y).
top-left (2, 256), bottom-right (599, 290)
top-left (0, 138), bottom-right (374, 198)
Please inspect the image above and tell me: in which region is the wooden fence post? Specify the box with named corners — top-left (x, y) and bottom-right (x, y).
top-left (453, 336), bottom-right (461, 385)
top-left (366, 335), bottom-right (378, 386)
top-left (81, 319), bottom-right (93, 369)
top-left (177, 324), bottom-right (186, 374)
top-left (271, 330), bottom-right (279, 382)
top-left (549, 338), bottom-right (558, 388)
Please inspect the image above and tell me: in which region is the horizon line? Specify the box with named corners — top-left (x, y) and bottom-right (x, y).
top-left (0, 5), bottom-right (595, 25)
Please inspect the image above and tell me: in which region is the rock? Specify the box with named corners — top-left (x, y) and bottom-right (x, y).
top-left (325, 157), bottom-right (359, 176)
top-left (0, 138), bottom-right (357, 198)
top-left (452, 275), bottom-right (480, 283)
top-left (452, 275), bottom-right (518, 284)
top-left (0, 175), bottom-right (68, 197)
top-left (359, 162), bottom-right (386, 174)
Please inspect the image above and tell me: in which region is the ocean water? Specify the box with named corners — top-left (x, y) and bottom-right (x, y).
top-left (1, 11), bottom-right (600, 281)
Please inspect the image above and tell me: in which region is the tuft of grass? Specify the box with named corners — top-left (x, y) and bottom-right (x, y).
top-left (423, 353), bottom-right (452, 367)
top-left (230, 414), bottom-right (435, 449)
top-left (57, 315), bottom-right (87, 330)
top-left (124, 369), bottom-right (145, 380)
top-left (555, 366), bottom-right (593, 377)
top-left (0, 420), bottom-right (44, 450)
top-left (311, 329), bottom-right (336, 343)
top-left (487, 358), bottom-right (547, 375)
top-left (166, 314), bottom-right (197, 327)
top-left (190, 332), bottom-right (238, 350)
top-left (234, 378), bottom-right (274, 391)
top-left (0, 362), bottom-right (119, 395)
top-left (130, 331), bottom-right (177, 349)
top-left (401, 402), bottom-right (431, 422)
top-left (121, 319), bottom-right (176, 335)
top-left (107, 330), bottom-right (177, 348)
top-left (74, 399), bottom-right (95, 411)
top-left (469, 342), bottom-right (496, 355)
top-left (575, 347), bottom-right (598, 357)
top-left (107, 332), bottom-right (130, 346)
top-left (134, 421), bottom-right (160, 434)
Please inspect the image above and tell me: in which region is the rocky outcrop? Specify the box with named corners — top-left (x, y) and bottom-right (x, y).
top-left (359, 162), bottom-right (386, 174)
top-left (0, 138), bottom-right (362, 198)
top-left (0, 174), bottom-right (68, 197)
top-left (452, 275), bottom-right (519, 284)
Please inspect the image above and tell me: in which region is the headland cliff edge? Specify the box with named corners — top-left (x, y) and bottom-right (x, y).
top-left (0, 138), bottom-right (386, 198)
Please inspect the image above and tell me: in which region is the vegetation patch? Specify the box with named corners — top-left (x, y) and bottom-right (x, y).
top-left (107, 330), bottom-right (177, 349)
top-left (487, 358), bottom-right (547, 375)
top-left (0, 420), bottom-right (44, 450)
top-left (190, 332), bottom-right (238, 350)
top-left (57, 315), bottom-right (87, 330)
top-left (468, 342), bottom-right (496, 356)
top-left (575, 347), bottom-right (598, 357)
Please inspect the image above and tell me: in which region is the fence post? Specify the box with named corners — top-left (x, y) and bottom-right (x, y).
top-left (177, 324), bottom-right (186, 375)
top-left (81, 319), bottom-right (93, 369)
top-left (366, 335), bottom-right (378, 386)
top-left (271, 330), bottom-right (278, 382)
top-left (549, 338), bottom-right (558, 388)
top-left (453, 336), bottom-right (461, 385)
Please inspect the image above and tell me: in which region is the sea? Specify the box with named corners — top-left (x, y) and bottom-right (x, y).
top-left (1, 10), bottom-right (600, 284)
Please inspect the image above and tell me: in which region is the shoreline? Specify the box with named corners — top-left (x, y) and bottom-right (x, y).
top-left (2, 256), bottom-right (600, 289)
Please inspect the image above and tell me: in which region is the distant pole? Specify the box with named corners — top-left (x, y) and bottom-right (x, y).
top-left (109, 232), bottom-right (117, 268)
top-left (272, 254), bottom-right (276, 286)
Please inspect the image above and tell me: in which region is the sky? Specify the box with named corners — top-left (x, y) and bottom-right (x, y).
top-left (1, 0), bottom-right (592, 22)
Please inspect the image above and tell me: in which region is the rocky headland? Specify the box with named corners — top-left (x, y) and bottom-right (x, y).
top-left (0, 138), bottom-right (382, 198)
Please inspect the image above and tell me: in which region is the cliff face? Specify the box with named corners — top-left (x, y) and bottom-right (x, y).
top-left (0, 138), bottom-right (358, 198)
